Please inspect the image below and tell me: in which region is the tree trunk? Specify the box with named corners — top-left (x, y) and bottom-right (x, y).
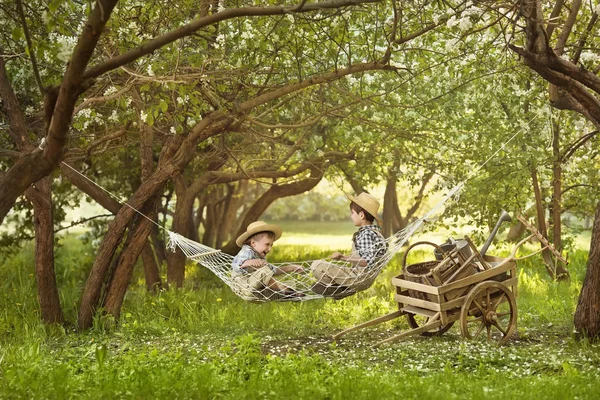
top-left (0, 57), bottom-right (63, 324)
top-left (141, 242), bottom-right (161, 292)
top-left (166, 176), bottom-right (195, 287)
top-left (574, 200), bottom-right (600, 340)
top-left (531, 166), bottom-right (557, 279)
top-left (78, 136), bottom-right (182, 330)
top-left (551, 118), bottom-right (570, 280)
top-left (383, 176), bottom-right (404, 237)
top-left (27, 177), bottom-right (64, 324)
top-left (103, 197), bottom-right (160, 320)
top-left (215, 185), bottom-right (234, 248)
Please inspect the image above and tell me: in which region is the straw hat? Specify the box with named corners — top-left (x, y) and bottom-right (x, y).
top-left (346, 192), bottom-right (383, 225)
top-left (236, 221), bottom-right (283, 247)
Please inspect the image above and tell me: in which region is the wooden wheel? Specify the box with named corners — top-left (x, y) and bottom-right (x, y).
top-left (406, 314), bottom-right (454, 337)
top-left (460, 281), bottom-right (517, 345)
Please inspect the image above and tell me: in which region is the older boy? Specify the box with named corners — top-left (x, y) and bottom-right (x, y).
top-left (232, 221), bottom-right (304, 299)
top-left (312, 192), bottom-right (387, 296)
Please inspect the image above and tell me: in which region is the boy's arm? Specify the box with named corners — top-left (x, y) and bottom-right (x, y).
top-left (330, 251), bottom-right (367, 267)
top-left (273, 264), bottom-right (305, 275)
top-left (240, 259), bottom-right (267, 271)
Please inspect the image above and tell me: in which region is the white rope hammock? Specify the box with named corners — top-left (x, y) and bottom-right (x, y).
top-left (166, 182), bottom-right (465, 302)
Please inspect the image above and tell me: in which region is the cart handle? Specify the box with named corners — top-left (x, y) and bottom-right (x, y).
top-left (402, 241), bottom-right (445, 268)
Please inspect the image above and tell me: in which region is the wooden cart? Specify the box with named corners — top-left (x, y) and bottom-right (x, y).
top-left (333, 216), bottom-right (567, 346)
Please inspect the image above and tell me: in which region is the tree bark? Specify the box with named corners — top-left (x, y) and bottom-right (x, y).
top-left (531, 166), bottom-right (557, 279)
top-left (551, 118), bottom-right (570, 279)
top-left (166, 176), bottom-right (194, 287)
top-left (103, 197), bottom-right (160, 320)
top-left (574, 200), bottom-right (600, 339)
top-left (27, 177), bottom-right (64, 324)
top-left (0, 56), bottom-right (63, 324)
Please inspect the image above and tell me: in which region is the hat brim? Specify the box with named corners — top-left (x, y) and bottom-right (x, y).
top-left (236, 223), bottom-right (282, 247)
top-left (346, 194), bottom-right (383, 225)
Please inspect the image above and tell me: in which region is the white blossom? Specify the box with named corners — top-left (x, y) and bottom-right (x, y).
top-left (140, 110), bottom-right (148, 123)
top-left (103, 86), bottom-right (118, 96)
top-left (170, 126), bottom-right (177, 134)
top-left (458, 17), bottom-right (472, 32)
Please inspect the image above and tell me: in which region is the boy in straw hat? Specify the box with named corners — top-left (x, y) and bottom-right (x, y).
top-left (312, 192), bottom-right (387, 297)
top-left (232, 221), bottom-right (305, 299)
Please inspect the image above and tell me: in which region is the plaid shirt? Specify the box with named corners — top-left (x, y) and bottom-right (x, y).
top-left (353, 225), bottom-right (387, 267)
top-left (231, 244), bottom-right (273, 275)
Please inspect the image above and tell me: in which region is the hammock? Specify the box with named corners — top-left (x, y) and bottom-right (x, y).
top-left (166, 182), bottom-right (465, 302)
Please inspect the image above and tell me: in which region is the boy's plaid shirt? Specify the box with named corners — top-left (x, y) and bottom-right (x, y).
top-left (353, 225), bottom-right (387, 267)
top-left (231, 244), bottom-right (271, 275)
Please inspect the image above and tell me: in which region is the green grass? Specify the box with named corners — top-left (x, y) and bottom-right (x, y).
top-left (1, 224), bottom-right (599, 399)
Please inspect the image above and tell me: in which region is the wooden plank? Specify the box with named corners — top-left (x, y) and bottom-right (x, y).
top-left (375, 314), bottom-right (441, 346)
top-left (401, 305), bottom-right (437, 318)
top-left (392, 276), bottom-right (440, 295)
top-left (332, 310), bottom-right (404, 340)
top-left (437, 262), bottom-right (516, 295)
top-left (395, 294), bottom-right (442, 311)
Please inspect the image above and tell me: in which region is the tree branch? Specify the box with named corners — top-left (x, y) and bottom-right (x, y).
top-left (16, 0), bottom-right (44, 95)
top-left (82, 0), bottom-right (381, 80)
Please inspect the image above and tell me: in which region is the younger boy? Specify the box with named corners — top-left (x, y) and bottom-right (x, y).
top-left (312, 192), bottom-right (388, 295)
top-left (232, 221), bottom-right (304, 299)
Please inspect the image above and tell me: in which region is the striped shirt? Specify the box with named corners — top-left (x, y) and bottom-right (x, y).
top-left (353, 225), bottom-right (388, 267)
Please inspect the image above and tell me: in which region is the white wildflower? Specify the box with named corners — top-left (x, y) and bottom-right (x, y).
top-left (147, 65), bottom-right (154, 76)
top-left (170, 126), bottom-right (176, 134)
top-left (287, 14), bottom-right (294, 24)
top-left (140, 110), bottom-right (148, 122)
top-left (187, 118), bottom-right (196, 127)
top-left (108, 110), bottom-right (118, 122)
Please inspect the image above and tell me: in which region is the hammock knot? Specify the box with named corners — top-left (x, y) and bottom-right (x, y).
top-left (166, 231), bottom-right (179, 253)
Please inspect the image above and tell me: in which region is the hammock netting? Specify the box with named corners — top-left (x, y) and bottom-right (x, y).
top-left (166, 182), bottom-right (465, 302)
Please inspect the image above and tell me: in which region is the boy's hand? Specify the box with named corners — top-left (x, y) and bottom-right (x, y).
top-left (291, 264), bottom-right (305, 273)
top-left (243, 259), bottom-right (267, 269)
top-left (330, 251), bottom-right (343, 260)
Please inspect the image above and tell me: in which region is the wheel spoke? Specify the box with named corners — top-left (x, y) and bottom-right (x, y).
top-left (474, 320), bottom-right (486, 337)
top-left (486, 289), bottom-right (491, 309)
top-left (492, 320), bottom-right (507, 336)
top-left (472, 298), bottom-right (486, 315)
top-left (496, 311), bottom-right (511, 318)
top-left (491, 293), bottom-right (506, 310)
top-left (466, 315), bottom-right (483, 324)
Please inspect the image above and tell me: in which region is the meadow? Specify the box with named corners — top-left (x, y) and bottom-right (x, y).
top-left (1, 222), bottom-right (599, 399)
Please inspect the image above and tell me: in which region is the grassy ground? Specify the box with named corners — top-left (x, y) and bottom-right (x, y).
top-left (0, 224), bottom-right (599, 399)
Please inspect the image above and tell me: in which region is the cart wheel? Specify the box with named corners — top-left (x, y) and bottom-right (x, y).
top-left (406, 314), bottom-right (454, 337)
top-left (460, 281), bottom-right (517, 345)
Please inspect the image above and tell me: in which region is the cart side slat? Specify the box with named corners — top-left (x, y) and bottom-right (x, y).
top-left (437, 261), bottom-right (516, 295)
